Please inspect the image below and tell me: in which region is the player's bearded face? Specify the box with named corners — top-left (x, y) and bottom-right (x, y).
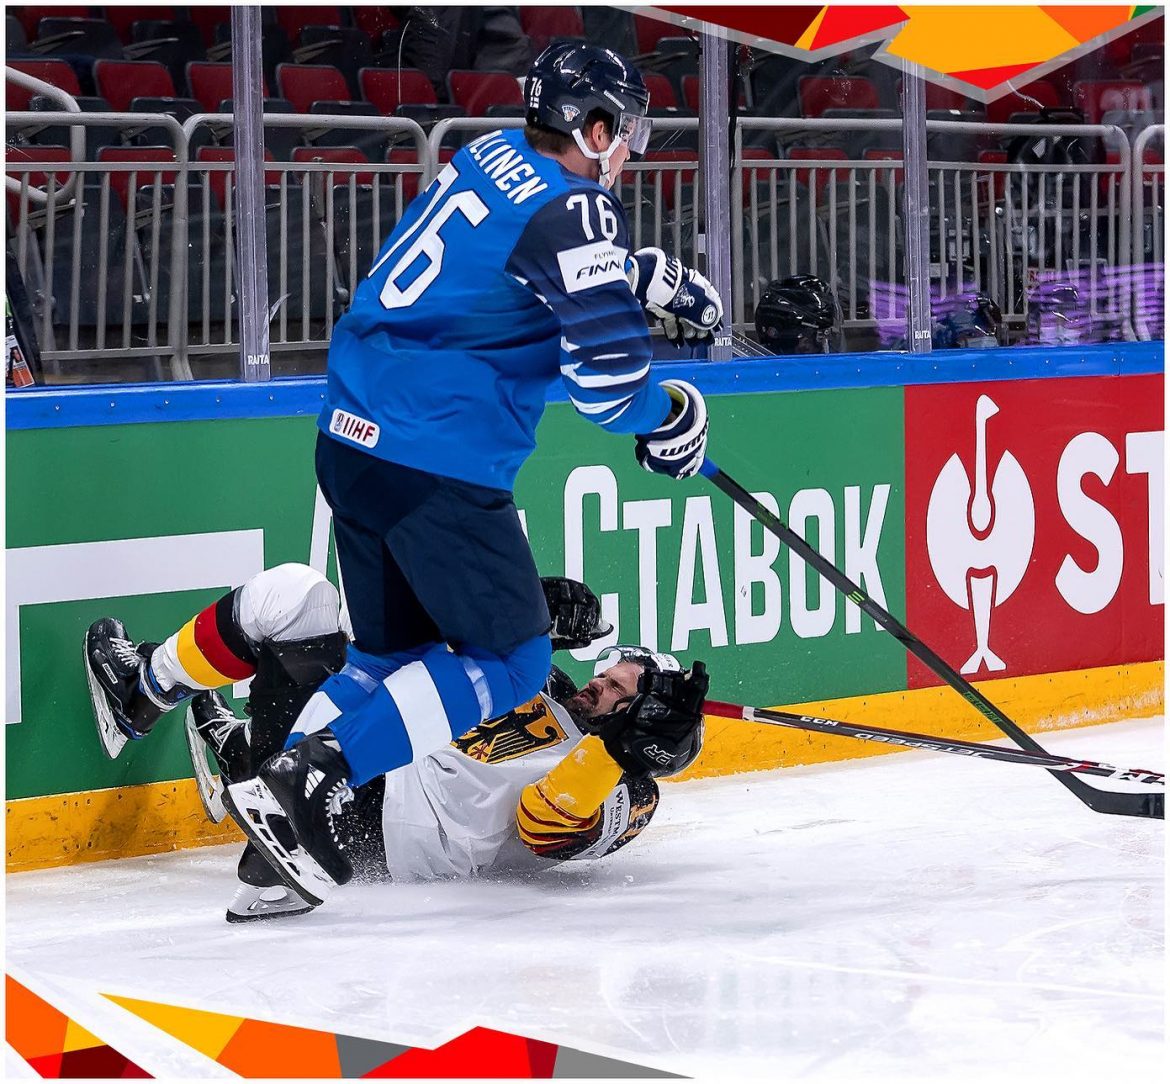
top-left (566, 661), bottom-right (643, 720)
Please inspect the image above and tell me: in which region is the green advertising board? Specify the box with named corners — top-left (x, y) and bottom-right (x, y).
top-left (6, 389), bottom-right (905, 801)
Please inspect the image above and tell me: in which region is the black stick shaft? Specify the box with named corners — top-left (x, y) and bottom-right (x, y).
top-left (703, 699), bottom-right (1164, 786)
top-left (700, 460), bottom-right (1163, 820)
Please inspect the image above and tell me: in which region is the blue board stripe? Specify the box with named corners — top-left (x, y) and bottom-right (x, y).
top-left (6, 343), bottom-right (1163, 431)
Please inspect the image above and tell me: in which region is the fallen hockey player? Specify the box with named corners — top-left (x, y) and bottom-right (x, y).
top-left (85, 564), bottom-right (708, 921)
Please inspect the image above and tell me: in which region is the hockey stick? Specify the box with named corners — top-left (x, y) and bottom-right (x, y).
top-left (703, 699), bottom-right (1164, 787)
top-left (699, 459), bottom-right (1164, 820)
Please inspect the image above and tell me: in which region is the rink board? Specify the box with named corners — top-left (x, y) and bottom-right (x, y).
top-left (5, 344), bottom-right (1164, 870)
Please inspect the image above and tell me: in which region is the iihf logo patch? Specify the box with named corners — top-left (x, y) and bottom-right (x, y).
top-left (330, 409), bottom-right (380, 449)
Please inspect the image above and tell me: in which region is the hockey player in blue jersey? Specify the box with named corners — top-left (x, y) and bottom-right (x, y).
top-left (224, 42), bottom-right (721, 907)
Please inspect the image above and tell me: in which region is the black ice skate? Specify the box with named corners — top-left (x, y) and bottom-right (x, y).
top-left (84, 618), bottom-right (193, 759)
top-left (224, 731), bottom-right (355, 908)
top-left (225, 842), bottom-right (316, 923)
top-left (185, 691), bottom-right (252, 824)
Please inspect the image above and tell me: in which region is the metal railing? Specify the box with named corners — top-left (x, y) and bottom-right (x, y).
top-left (1132, 123), bottom-right (1164, 341)
top-left (5, 100), bottom-right (1162, 378)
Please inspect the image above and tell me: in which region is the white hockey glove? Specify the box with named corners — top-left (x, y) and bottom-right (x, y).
top-left (626, 247), bottom-right (723, 345)
top-left (635, 379), bottom-right (708, 480)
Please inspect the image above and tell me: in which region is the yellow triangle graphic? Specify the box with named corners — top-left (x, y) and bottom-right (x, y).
top-left (104, 994), bottom-right (244, 1061)
top-left (61, 1019), bottom-right (103, 1053)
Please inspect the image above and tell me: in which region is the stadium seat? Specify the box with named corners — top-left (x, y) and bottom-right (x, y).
top-left (785, 147), bottom-right (849, 196)
top-left (633, 13), bottom-right (674, 55)
top-left (186, 5), bottom-right (230, 48)
top-left (129, 20), bottom-right (207, 94)
top-left (33, 17), bottom-right (125, 60)
top-left (680, 75), bottom-right (746, 112)
top-left (27, 94), bottom-right (122, 156)
top-left (295, 25), bottom-right (372, 98)
top-left (387, 147), bottom-right (440, 203)
top-left (16, 6), bottom-right (89, 39)
top-left (292, 146), bottom-right (374, 184)
top-left (352, 7), bottom-right (400, 46)
top-left (5, 144), bottom-right (72, 197)
top-left (195, 146), bottom-right (281, 209)
top-left (216, 97), bottom-right (299, 160)
top-left (638, 149), bottom-right (697, 213)
top-left (93, 59), bottom-right (175, 112)
top-left (986, 82), bottom-right (1061, 124)
top-left (97, 146), bottom-right (179, 209)
top-left (7, 14), bottom-right (28, 52)
top-left (581, 7), bottom-right (636, 57)
top-left (864, 148), bottom-right (903, 184)
top-left (308, 100), bottom-right (389, 160)
top-left (103, 6), bottom-right (175, 44)
top-left (1073, 80), bottom-right (1153, 125)
top-left (520, 7), bottom-right (586, 54)
top-left (6, 59), bottom-right (83, 111)
top-left (188, 61), bottom-right (271, 112)
top-left (276, 8), bottom-right (342, 41)
top-left (360, 67), bottom-right (437, 114)
top-left (277, 63), bottom-right (350, 112)
top-left (641, 71), bottom-right (677, 110)
top-left (393, 103), bottom-right (467, 139)
top-left (128, 96), bottom-right (212, 151)
top-left (798, 77), bottom-right (881, 118)
top-left (446, 70), bottom-right (524, 116)
top-left (900, 79), bottom-right (976, 113)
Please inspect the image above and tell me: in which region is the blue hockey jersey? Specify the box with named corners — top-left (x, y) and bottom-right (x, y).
top-left (319, 128), bottom-right (670, 490)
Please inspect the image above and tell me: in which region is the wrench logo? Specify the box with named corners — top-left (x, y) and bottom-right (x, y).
top-left (926, 394), bottom-right (1035, 674)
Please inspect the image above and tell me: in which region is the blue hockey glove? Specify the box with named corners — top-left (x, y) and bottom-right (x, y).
top-left (626, 247), bottom-right (723, 345)
top-left (635, 379), bottom-right (708, 480)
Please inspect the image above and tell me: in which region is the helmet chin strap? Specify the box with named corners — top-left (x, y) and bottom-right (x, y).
top-left (572, 128), bottom-right (623, 189)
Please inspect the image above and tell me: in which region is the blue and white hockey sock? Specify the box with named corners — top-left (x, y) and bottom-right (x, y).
top-left (312, 635), bottom-right (552, 787)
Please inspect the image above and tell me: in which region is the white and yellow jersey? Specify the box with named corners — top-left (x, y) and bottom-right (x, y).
top-left (378, 693), bottom-right (660, 881)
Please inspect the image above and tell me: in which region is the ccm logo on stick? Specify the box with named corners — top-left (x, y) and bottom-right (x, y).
top-left (330, 409), bottom-right (380, 449)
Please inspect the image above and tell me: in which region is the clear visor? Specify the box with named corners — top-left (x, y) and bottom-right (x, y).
top-left (593, 644), bottom-right (681, 676)
top-left (616, 112), bottom-right (652, 155)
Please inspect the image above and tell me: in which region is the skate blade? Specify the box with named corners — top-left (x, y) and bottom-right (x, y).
top-left (83, 632), bottom-right (128, 760)
top-left (223, 778), bottom-right (336, 908)
top-left (184, 707), bottom-right (227, 824)
top-left (225, 885), bottom-right (316, 924)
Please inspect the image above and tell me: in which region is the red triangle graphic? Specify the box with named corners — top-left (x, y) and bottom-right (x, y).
top-left (950, 62), bottom-right (1043, 91)
top-left (811, 6), bottom-right (908, 49)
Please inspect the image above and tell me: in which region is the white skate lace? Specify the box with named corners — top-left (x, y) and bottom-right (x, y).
top-left (109, 637), bottom-right (140, 672)
top-left (325, 783), bottom-right (354, 848)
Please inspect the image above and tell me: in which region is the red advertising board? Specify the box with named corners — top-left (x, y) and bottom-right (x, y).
top-left (904, 374), bottom-right (1164, 687)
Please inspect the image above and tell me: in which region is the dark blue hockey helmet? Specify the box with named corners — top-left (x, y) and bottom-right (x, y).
top-left (524, 42), bottom-right (651, 185)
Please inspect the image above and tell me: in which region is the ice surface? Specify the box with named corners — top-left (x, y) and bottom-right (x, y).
top-left (6, 717), bottom-right (1164, 1080)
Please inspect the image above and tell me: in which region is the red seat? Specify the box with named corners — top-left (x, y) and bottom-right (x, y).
top-left (864, 148), bottom-right (903, 183)
top-left (919, 81), bottom-right (969, 112)
top-left (680, 75), bottom-right (746, 113)
top-left (93, 59), bottom-right (176, 112)
top-left (353, 8), bottom-right (401, 46)
top-left (446, 70), bottom-right (524, 116)
top-left (6, 145), bottom-right (72, 220)
top-left (786, 147), bottom-right (848, 195)
top-left (195, 146), bottom-right (280, 208)
top-left (633, 13), bottom-right (673, 54)
top-left (276, 8), bottom-right (342, 40)
top-left (641, 71), bottom-right (676, 110)
top-left (277, 63), bottom-right (350, 113)
top-left (387, 147), bottom-right (440, 202)
top-left (97, 146), bottom-right (178, 208)
top-left (360, 68), bottom-right (437, 114)
top-left (103, 6), bottom-right (175, 44)
top-left (636, 149), bottom-right (697, 212)
top-left (292, 146), bottom-right (374, 186)
top-left (187, 62), bottom-right (271, 112)
top-left (186, 5), bottom-right (231, 48)
top-left (798, 77), bottom-right (880, 118)
top-left (5, 59), bottom-right (83, 111)
top-left (986, 82), bottom-right (1060, 124)
top-left (520, 6), bottom-right (585, 53)
top-left (1074, 80), bottom-right (1153, 125)
top-left (739, 146), bottom-right (775, 199)
top-left (16, 6), bottom-right (89, 38)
